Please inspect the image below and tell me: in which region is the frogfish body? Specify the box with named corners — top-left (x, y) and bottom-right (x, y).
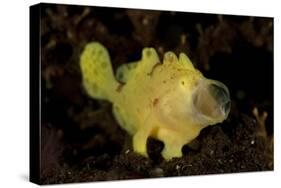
top-left (80, 42), bottom-right (231, 160)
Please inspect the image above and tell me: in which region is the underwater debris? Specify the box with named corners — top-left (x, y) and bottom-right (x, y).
top-left (252, 107), bottom-right (273, 168)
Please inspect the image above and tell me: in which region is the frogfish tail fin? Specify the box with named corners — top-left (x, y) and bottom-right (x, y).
top-left (80, 42), bottom-right (118, 102)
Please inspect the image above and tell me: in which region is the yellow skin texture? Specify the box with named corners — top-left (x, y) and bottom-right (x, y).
top-left (80, 42), bottom-right (230, 160)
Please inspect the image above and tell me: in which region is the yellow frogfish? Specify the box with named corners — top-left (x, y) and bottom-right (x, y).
top-left (80, 42), bottom-right (231, 160)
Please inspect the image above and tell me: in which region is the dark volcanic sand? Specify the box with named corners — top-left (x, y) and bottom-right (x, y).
top-left (39, 4), bottom-right (273, 184)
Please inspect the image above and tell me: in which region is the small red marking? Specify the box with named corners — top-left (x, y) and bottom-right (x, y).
top-left (116, 81), bottom-right (125, 92)
top-left (153, 98), bottom-right (159, 107)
